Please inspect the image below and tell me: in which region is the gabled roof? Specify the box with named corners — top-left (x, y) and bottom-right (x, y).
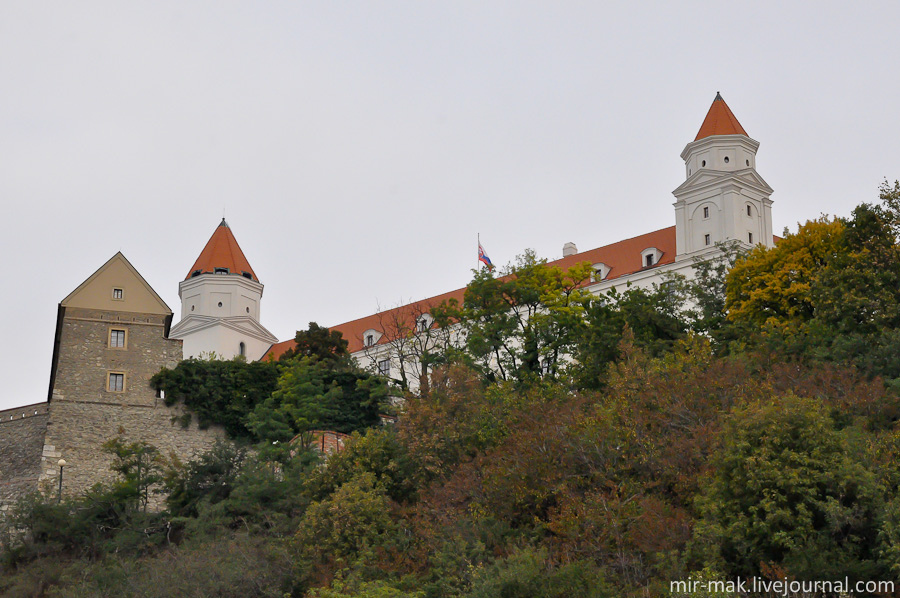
top-left (186, 219), bottom-right (259, 282)
top-left (263, 226), bottom-right (676, 360)
top-left (61, 251), bottom-right (171, 315)
top-left (695, 92), bottom-right (747, 141)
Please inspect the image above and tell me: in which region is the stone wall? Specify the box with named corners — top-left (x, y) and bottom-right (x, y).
top-left (40, 306), bottom-right (225, 501)
top-left (40, 399), bottom-right (222, 504)
top-left (0, 403), bottom-right (48, 514)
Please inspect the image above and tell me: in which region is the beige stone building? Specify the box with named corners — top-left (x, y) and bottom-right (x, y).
top-left (0, 253), bottom-right (223, 507)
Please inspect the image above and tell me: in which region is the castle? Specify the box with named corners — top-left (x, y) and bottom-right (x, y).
top-left (0, 93), bottom-right (774, 509)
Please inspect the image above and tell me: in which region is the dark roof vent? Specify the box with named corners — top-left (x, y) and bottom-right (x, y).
top-left (242, 271), bottom-right (253, 279)
top-left (214, 267), bottom-right (229, 274)
top-left (191, 270), bottom-right (202, 278)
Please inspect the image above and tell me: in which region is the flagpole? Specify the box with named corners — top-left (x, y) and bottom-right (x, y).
top-left (477, 233), bottom-right (480, 270)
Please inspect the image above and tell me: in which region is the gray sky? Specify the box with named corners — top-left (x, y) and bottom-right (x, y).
top-left (2, 2), bottom-right (899, 410)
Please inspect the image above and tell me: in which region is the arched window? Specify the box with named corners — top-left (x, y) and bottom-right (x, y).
top-left (239, 342), bottom-right (245, 357)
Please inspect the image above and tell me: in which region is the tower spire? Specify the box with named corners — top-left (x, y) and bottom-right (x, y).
top-left (694, 92), bottom-right (747, 140)
top-left (185, 220), bottom-right (257, 281)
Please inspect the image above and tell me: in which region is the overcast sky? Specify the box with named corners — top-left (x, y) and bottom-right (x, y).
top-left (2, 2), bottom-right (899, 410)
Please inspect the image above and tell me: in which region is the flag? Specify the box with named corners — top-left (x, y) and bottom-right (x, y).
top-left (478, 243), bottom-right (493, 268)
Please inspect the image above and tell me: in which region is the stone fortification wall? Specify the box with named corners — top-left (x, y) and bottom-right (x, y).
top-left (0, 403), bottom-right (48, 514)
top-left (41, 307), bottom-right (225, 500)
top-left (40, 399), bottom-right (222, 501)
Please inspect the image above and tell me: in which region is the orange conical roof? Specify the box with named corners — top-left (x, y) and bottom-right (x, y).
top-left (186, 219), bottom-right (258, 282)
top-left (694, 92), bottom-right (747, 141)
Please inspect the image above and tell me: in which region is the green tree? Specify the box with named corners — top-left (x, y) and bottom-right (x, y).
top-left (279, 321), bottom-right (350, 364)
top-left (694, 394), bottom-right (884, 579)
top-left (725, 217), bottom-right (845, 336)
top-left (439, 250), bottom-right (592, 383)
top-left (574, 285), bottom-right (687, 389)
top-left (165, 440), bottom-right (247, 518)
top-left (248, 356), bottom-right (387, 453)
top-left (102, 436), bottom-right (165, 514)
top-left (295, 472), bottom-right (397, 582)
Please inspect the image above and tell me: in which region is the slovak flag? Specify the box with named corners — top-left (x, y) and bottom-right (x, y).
top-left (478, 243), bottom-right (493, 268)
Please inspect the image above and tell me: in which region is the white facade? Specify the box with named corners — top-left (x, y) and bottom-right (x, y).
top-left (344, 96), bottom-right (776, 390)
top-left (673, 134), bottom-right (774, 259)
top-left (170, 273), bottom-right (278, 361)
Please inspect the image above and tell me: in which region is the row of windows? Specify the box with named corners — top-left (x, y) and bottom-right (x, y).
top-left (702, 204), bottom-right (755, 220)
top-left (704, 232), bottom-right (755, 246)
top-left (364, 316), bottom-right (433, 348)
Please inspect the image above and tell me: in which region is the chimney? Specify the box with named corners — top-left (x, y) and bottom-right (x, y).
top-left (562, 242), bottom-right (577, 257)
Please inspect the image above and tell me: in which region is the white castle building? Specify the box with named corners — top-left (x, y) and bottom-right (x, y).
top-left (173, 93), bottom-right (775, 384)
top-left (169, 219), bottom-right (278, 362)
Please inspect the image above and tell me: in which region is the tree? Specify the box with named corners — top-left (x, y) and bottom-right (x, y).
top-left (357, 300), bottom-right (459, 394)
top-left (279, 322), bottom-right (350, 364)
top-left (694, 394), bottom-right (884, 579)
top-left (248, 356), bottom-right (387, 452)
top-left (440, 250), bottom-right (593, 383)
top-left (725, 217), bottom-right (845, 336)
top-left (574, 285), bottom-right (688, 389)
top-left (102, 436), bottom-right (166, 514)
top-left (676, 240), bottom-right (751, 351)
top-left (165, 440), bottom-right (247, 518)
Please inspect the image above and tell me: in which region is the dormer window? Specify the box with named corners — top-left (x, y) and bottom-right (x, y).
top-left (214, 267), bottom-right (229, 275)
top-left (591, 263), bottom-right (609, 282)
top-left (417, 314), bottom-right (433, 332)
top-left (242, 271), bottom-right (253, 279)
top-left (191, 270), bottom-right (202, 278)
top-left (641, 247), bottom-right (662, 268)
top-left (362, 329), bottom-right (382, 348)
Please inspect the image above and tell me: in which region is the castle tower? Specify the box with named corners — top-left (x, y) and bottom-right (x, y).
top-left (672, 93), bottom-right (774, 258)
top-left (40, 252), bottom-right (222, 501)
top-left (169, 220), bottom-right (278, 361)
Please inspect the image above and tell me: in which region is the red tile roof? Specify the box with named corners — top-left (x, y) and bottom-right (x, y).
top-left (186, 219), bottom-right (259, 282)
top-left (263, 226), bottom-right (676, 360)
top-left (695, 92), bottom-right (747, 141)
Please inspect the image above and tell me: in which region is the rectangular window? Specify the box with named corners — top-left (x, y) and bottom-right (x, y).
top-left (747, 205), bottom-right (752, 216)
top-left (108, 373), bottom-right (125, 392)
top-left (705, 234), bottom-right (711, 246)
top-left (378, 359), bottom-right (390, 377)
top-left (748, 232), bottom-right (753, 244)
top-left (645, 255), bottom-right (653, 267)
top-left (703, 206), bottom-right (709, 218)
top-left (112, 288), bottom-right (124, 300)
top-left (109, 329), bottom-right (126, 348)
top-left (366, 334), bottom-right (374, 347)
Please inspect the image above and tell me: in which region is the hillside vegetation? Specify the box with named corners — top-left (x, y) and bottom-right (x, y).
top-left (2, 181), bottom-right (900, 597)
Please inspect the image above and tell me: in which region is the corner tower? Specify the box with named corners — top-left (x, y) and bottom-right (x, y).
top-left (169, 220), bottom-right (278, 361)
top-left (672, 93), bottom-right (774, 258)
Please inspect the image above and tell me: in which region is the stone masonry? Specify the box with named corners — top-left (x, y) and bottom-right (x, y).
top-left (38, 307), bottom-right (223, 502)
top-left (0, 403), bottom-right (48, 514)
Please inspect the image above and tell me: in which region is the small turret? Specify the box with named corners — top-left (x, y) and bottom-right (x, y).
top-left (170, 220), bottom-right (277, 361)
top-left (672, 93), bottom-right (774, 257)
